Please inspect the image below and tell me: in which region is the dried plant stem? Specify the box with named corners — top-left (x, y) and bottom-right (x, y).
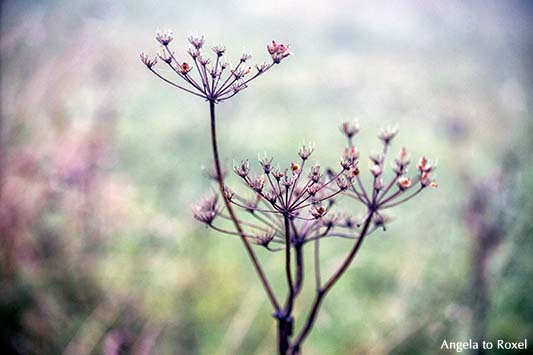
top-left (277, 213), bottom-right (296, 355)
top-left (209, 100), bottom-right (280, 312)
top-left (289, 210), bottom-right (374, 355)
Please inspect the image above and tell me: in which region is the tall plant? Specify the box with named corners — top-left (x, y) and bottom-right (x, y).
top-left (140, 31), bottom-right (437, 354)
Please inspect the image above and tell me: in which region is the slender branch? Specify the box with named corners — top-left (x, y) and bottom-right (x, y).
top-left (380, 186), bottom-right (424, 209)
top-left (148, 68), bottom-right (207, 98)
top-left (314, 238), bottom-right (321, 290)
top-left (289, 211), bottom-right (374, 354)
top-left (283, 214), bottom-right (295, 314)
top-left (293, 244), bottom-right (304, 296)
top-left (209, 101), bottom-right (280, 312)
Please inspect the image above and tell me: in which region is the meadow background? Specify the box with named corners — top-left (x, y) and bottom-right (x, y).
top-left (1, 0), bottom-right (532, 354)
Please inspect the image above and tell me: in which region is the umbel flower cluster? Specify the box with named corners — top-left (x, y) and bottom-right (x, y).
top-left (141, 32), bottom-right (437, 355)
top-left (140, 30), bottom-right (291, 102)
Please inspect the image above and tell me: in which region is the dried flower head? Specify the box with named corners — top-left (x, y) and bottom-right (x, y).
top-left (310, 205), bottom-right (328, 219)
top-left (308, 164), bottom-right (321, 183)
top-left (340, 121), bottom-right (360, 138)
top-left (256, 62), bottom-right (270, 73)
top-left (140, 52), bottom-right (158, 68)
top-left (281, 174), bottom-right (295, 188)
top-left (393, 147), bottom-right (410, 175)
top-left (255, 230), bottom-right (276, 246)
top-left (188, 34), bottom-right (205, 49)
top-left (370, 164), bottom-right (382, 177)
top-left (212, 45), bottom-right (226, 56)
top-left (258, 154), bottom-right (273, 174)
top-left (272, 167), bottom-right (285, 181)
top-left (240, 53), bottom-right (252, 62)
top-left (143, 34), bottom-right (290, 102)
top-left (397, 176), bottom-right (412, 190)
top-left (417, 156), bottom-right (433, 173)
top-left (156, 29), bottom-right (174, 46)
top-left (179, 62), bottom-right (192, 74)
top-left (291, 162), bottom-right (301, 173)
top-left (298, 143), bottom-right (315, 160)
top-left (343, 147), bottom-right (359, 165)
top-left (307, 183), bottom-right (322, 196)
top-left (234, 160), bottom-right (250, 178)
top-left (251, 175), bottom-right (266, 192)
top-left (267, 40), bottom-right (292, 63)
top-left (198, 56), bottom-right (211, 66)
top-left (232, 81), bottom-right (247, 93)
top-left (158, 50), bottom-right (173, 64)
top-left (336, 175), bottom-right (353, 190)
top-left (192, 194), bottom-right (221, 225)
top-left (378, 126), bottom-right (398, 145)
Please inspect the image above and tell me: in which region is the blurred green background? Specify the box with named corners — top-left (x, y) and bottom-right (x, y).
top-left (1, 0), bottom-right (532, 354)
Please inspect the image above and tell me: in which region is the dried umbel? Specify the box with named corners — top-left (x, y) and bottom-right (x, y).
top-left (141, 33), bottom-right (291, 102)
top-left (195, 143), bottom-right (361, 253)
top-left (142, 31), bottom-right (437, 355)
top-left (192, 123), bottom-right (437, 354)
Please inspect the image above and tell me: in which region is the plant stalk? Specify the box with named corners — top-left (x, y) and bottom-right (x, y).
top-left (209, 100), bottom-right (280, 312)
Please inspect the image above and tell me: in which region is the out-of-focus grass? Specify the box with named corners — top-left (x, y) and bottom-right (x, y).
top-left (1, 0), bottom-right (532, 354)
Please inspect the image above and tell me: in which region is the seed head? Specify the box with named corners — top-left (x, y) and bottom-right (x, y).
top-left (370, 164), bottom-right (382, 177)
top-left (340, 121), bottom-right (360, 138)
top-left (198, 56), bottom-right (211, 66)
top-left (263, 190), bottom-right (278, 204)
top-left (420, 171), bottom-right (438, 188)
top-left (255, 230), bottom-right (276, 246)
top-left (336, 175), bottom-right (352, 190)
top-left (187, 47), bottom-right (200, 59)
top-left (156, 29), bottom-right (174, 46)
top-left (281, 174), bottom-right (295, 188)
top-left (251, 175), bottom-right (266, 192)
top-left (393, 147), bottom-right (410, 175)
top-left (240, 53), bottom-right (252, 62)
top-left (209, 67), bottom-right (220, 78)
top-left (158, 50), bottom-right (173, 64)
top-left (232, 67), bottom-right (248, 79)
top-left (212, 45), bottom-right (226, 56)
top-left (397, 176), bottom-right (412, 190)
top-left (188, 34), bottom-right (205, 49)
top-left (234, 160), bottom-right (250, 178)
top-left (256, 62), bottom-right (270, 73)
top-left (232, 81), bottom-right (247, 93)
top-left (272, 167), bottom-right (285, 181)
top-left (310, 205), bottom-right (327, 219)
top-left (308, 164), bottom-right (321, 183)
top-left (140, 52), bottom-right (158, 68)
top-left (298, 143), bottom-right (315, 160)
top-left (192, 194), bottom-right (221, 225)
top-left (417, 156), bottom-right (433, 173)
top-left (258, 154), bottom-right (273, 174)
top-left (307, 184), bottom-right (321, 196)
top-left (291, 162), bottom-right (301, 174)
top-left (369, 153), bottom-right (383, 166)
top-left (179, 62), bottom-right (192, 74)
top-left (378, 127), bottom-right (399, 145)
top-left (267, 40), bottom-right (292, 63)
